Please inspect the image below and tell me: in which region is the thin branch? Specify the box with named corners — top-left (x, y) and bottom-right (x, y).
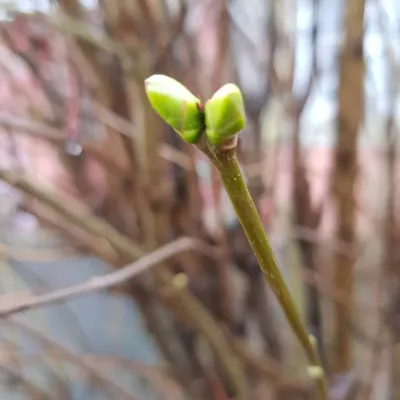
top-left (291, 226), bottom-right (357, 258)
top-left (0, 167), bottom-right (143, 260)
top-left (21, 200), bottom-right (122, 266)
top-left (49, 9), bottom-right (132, 63)
top-left (0, 237), bottom-right (215, 317)
top-left (0, 243), bottom-right (77, 262)
top-left (298, 264), bottom-right (378, 317)
top-left (0, 164), bottom-right (374, 319)
top-left (0, 24), bottom-right (64, 120)
top-left (76, 355), bottom-right (184, 399)
top-left (295, 0), bottom-right (319, 112)
top-left (3, 319), bottom-right (138, 400)
top-left (2, 350), bottom-right (184, 400)
top-left (0, 113), bottom-right (193, 170)
top-left (0, 168), bottom-right (247, 398)
top-left (0, 363), bottom-right (53, 400)
top-left (230, 335), bottom-right (313, 395)
top-left (152, 0), bottom-right (188, 71)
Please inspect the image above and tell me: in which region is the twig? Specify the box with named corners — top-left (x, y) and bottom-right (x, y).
top-left (0, 113), bottom-right (193, 170)
top-left (291, 226), bottom-right (357, 259)
top-left (21, 201), bottom-right (122, 266)
top-left (0, 167), bottom-right (248, 399)
top-left (202, 328), bottom-right (314, 397)
top-left (298, 265), bottom-right (378, 317)
top-left (0, 363), bottom-right (53, 400)
top-left (332, 0), bottom-right (365, 371)
top-left (0, 168), bottom-right (143, 260)
top-left (0, 347), bottom-right (185, 399)
top-left (0, 24), bottom-right (64, 120)
top-left (81, 355), bottom-right (184, 399)
top-left (0, 243), bottom-right (77, 262)
top-left (49, 9), bottom-right (131, 63)
top-left (199, 141), bottom-right (327, 399)
top-left (3, 319), bottom-right (138, 400)
top-left (0, 237), bottom-right (213, 317)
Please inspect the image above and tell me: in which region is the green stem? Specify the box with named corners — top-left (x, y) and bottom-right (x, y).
top-left (203, 144), bottom-right (327, 399)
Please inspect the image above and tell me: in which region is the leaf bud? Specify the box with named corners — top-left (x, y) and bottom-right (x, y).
top-left (204, 83), bottom-right (246, 146)
top-left (145, 74), bottom-right (204, 143)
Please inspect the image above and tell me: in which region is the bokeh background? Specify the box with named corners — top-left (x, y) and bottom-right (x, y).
top-left (0, 0), bottom-right (398, 398)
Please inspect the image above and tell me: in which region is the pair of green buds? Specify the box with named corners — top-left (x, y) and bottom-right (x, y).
top-left (144, 75), bottom-right (246, 146)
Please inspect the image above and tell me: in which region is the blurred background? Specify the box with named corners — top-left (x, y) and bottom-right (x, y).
top-left (0, 0), bottom-right (398, 398)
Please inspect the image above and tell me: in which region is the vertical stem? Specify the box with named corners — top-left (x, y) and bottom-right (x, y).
top-left (206, 145), bottom-right (327, 399)
top-left (333, 0), bottom-right (365, 372)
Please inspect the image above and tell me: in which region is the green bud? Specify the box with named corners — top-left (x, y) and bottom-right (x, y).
top-left (144, 74), bottom-right (204, 143)
top-left (204, 83), bottom-right (246, 146)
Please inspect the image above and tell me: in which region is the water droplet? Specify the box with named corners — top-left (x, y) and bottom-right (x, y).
top-left (65, 141), bottom-right (82, 156)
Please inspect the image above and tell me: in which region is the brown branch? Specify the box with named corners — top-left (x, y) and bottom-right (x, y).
top-left (0, 166), bottom-right (374, 319)
top-left (0, 167), bottom-right (248, 398)
top-left (0, 242), bottom-right (77, 262)
top-left (292, 226), bottom-right (357, 258)
top-left (294, 0), bottom-right (319, 113)
top-left (21, 201), bottom-right (122, 266)
top-left (0, 363), bottom-right (53, 400)
top-left (50, 8), bottom-right (132, 62)
top-left (152, 0), bottom-right (188, 71)
top-left (0, 349), bottom-right (183, 399)
top-left (223, 330), bottom-right (314, 397)
top-left (3, 319), bottom-right (139, 400)
top-left (298, 264), bottom-right (378, 317)
top-left (289, 0), bottom-right (325, 362)
top-left (78, 355), bottom-right (184, 399)
top-left (0, 113), bottom-right (193, 170)
top-left (0, 167), bottom-right (143, 260)
top-left (333, 0), bottom-right (366, 372)
top-left (373, 2), bottom-right (400, 398)
top-left (2, 166), bottom-right (376, 394)
top-left (0, 113), bottom-right (131, 181)
top-left (0, 23), bottom-right (64, 121)
top-left (0, 237), bottom-right (213, 317)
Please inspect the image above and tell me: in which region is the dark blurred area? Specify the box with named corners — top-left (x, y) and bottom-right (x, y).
top-left (0, 0), bottom-right (398, 398)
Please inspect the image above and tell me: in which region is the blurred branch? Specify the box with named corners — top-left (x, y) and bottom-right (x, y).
top-left (375, 1), bottom-right (400, 398)
top-left (21, 201), bottom-right (122, 266)
top-left (294, 0), bottom-right (319, 112)
top-left (298, 263), bottom-right (378, 317)
top-left (0, 113), bottom-right (192, 170)
top-left (153, 0), bottom-right (188, 70)
top-left (0, 167), bottom-right (248, 398)
top-left (0, 167), bottom-right (373, 324)
top-left (0, 168), bottom-right (143, 259)
top-left (79, 355), bottom-right (185, 399)
top-left (8, 350), bottom-right (185, 399)
top-left (266, 0), bottom-right (279, 94)
top-left (4, 319), bottom-right (138, 400)
top-left (227, 8), bottom-right (257, 51)
top-left (0, 243), bottom-right (77, 262)
top-left (289, 0), bottom-right (325, 361)
top-left (0, 24), bottom-right (63, 121)
top-left (0, 256), bottom-right (101, 379)
top-left (332, 0), bottom-right (366, 372)
top-left (0, 237), bottom-right (215, 317)
top-left (50, 9), bottom-right (132, 63)
top-left (292, 226), bottom-right (356, 259)
top-left (0, 363), bottom-right (53, 400)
